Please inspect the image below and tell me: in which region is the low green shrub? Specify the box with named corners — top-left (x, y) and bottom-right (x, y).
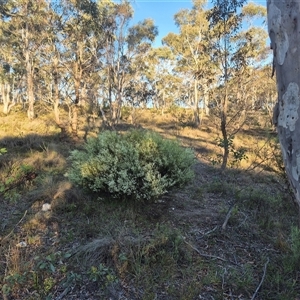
top-left (67, 130), bottom-right (195, 202)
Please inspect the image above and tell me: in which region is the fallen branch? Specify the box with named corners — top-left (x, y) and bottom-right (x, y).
top-left (184, 239), bottom-right (227, 263)
top-left (251, 258), bottom-right (269, 300)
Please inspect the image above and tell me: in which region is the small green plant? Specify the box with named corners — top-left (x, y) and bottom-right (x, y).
top-left (87, 264), bottom-right (118, 286)
top-left (31, 251), bottom-right (72, 296)
top-left (65, 271), bottom-right (82, 284)
top-left (43, 277), bottom-right (56, 294)
top-left (211, 136), bottom-right (248, 167)
top-left (67, 130), bottom-right (195, 202)
top-left (230, 147), bottom-right (248, 167)
top-left (2, 272), bottom-right (28, 296)
top-left (35, 254), bottom-right (57, 273)
top-left (0, 147), bottom-right (7, 155)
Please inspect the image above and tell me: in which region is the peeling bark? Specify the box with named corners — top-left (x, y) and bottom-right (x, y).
top-left (267, 0), bottom-right (300, 206)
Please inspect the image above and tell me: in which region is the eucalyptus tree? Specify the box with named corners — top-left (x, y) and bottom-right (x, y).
top-left (0, 0), bottom-right (50, 119)
top-left (144, 46), bottom-right (180, 111)
top-left (254, 65), bottom-right (277, 125)
top-left (104, 1), bottom-right (158, 125)
top-left (267, 0), bottom-right (300, 207)
top-left (163, 0), bottom-right (213, 127)
top-left (0, 4), bottom-right (19, 114)
top-left (207, 0), bottom-right (267, 169)
top-left (0, 6), bottom-right (15, 115)
top-left (56, 0), bottom-right (114, 135)
top-left (0, 61), bottom-right (15, 114)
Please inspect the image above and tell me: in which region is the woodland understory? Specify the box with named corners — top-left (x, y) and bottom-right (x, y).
top-left (0, 106), bottom-right (299, 300)
top-left (1, 0), bottom-right (300, 299)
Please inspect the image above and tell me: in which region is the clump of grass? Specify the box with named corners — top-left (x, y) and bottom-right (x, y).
top-left (205, 179), bottom-right (237, 196)
top-left (262, 227), bottom-right (300, 300)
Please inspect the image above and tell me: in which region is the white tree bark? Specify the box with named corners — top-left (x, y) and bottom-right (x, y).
top-left (267, 0), bottom-right (300, 206)
top-left (1, 83), bottom-right (15, 114)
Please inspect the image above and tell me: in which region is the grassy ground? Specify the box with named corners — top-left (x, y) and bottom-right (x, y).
top-left (0, 106), bottom-right (299, 300)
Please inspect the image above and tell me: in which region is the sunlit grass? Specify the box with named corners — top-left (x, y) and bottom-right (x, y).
top-left (0, 107), bottom-right (298, 299)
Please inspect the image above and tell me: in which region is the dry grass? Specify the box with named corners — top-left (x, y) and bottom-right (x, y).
top-left (0, 106), bottom-right (299, 299)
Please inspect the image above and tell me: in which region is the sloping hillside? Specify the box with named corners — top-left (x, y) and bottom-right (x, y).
top-left (0, 108), bottom-right (299, 300)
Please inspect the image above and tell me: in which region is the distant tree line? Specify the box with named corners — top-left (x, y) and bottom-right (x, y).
top-left (0, 0), bottom-right (276, 155)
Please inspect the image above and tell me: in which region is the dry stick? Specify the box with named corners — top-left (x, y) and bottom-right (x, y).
top-left (222, 201), bottom-right (237, 230)
top-left (251, 258), bottom-right (270, 300)
top-left (184, 239), bottom-right (228, 263)
top-left (201, 226), bottom-right (218, 238)
top-left (0, 210), bottom-right (28, 245)
top-left (55, 287), bottom-right (70, 300)
top-left (222, 186), bottom-right (249, 231)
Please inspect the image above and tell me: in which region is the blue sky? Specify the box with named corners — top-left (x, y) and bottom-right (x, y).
top-left (131, 1), bottom-right (194, 47)
top-left (130, 0), bottom-right (267, 47)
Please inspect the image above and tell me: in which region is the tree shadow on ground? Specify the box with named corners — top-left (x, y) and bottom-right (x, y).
top-left (240, 127), bottom-right (277, 141)
top-left (0, 129), bottom-right (299, 300)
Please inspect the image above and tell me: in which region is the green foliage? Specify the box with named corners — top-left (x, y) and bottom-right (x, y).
top-left (211, 136), bottom-right (248, 167)
top-left (87, 263), bottom-right (118, 285)
top-left (68, 130), bottom-right (195, 202)
top-left (3, 251), bottom-right (69, 299)
top-left (0, 163), bottom-right (34, 202)
top-left (2, 272), bottom-right (28, 296)
top-left (284, 226), bottom-right (300, 273)
top-left (125, 224), bottom-right (194, 296)
top-left (205, 180), bottom-right (236, 196)
top-left (0, 147), bottom-right (7, 155)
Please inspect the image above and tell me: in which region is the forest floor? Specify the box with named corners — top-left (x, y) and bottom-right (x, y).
top-left (0, 106), bottom-right (300, 300)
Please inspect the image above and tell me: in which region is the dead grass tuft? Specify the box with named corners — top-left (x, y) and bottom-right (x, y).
top-left (1, 108), bottom-right (299, 299)
top-left (73, 237), bottom-right (115, 267)
top-left (23, 149), bottom-right (66, 172)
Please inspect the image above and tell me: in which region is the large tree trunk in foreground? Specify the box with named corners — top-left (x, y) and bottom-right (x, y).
top-left (267, 0), bottom-right (300, 206)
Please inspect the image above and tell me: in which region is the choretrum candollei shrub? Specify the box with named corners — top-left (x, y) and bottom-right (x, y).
top-left (67, 130), bottom-right (195, 202)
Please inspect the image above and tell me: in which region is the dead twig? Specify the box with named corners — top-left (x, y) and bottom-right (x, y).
top-left (222, 185), bottom-right (250, 231)
top-left (251, 258), bottom-right (269, 300)
top-left (222, 201), bottom-right (237, 230)
top-left (184, 239), bottom-right (227, 263)
top-left (55, 287), bottom-right (70, 300)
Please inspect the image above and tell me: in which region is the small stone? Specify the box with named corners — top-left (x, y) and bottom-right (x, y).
top-left (16, 241), bottom-right (27, 248)
top-left (42, 203), bottom-right (51, 211)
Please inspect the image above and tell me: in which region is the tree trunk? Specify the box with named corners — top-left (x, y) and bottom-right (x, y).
top-left (52, 59), bottom-right (68, 136)
top-left (267, 0), bottom-right (300, 206)
top-left (220, 27), bottom-right (230, 170)
top-left (71, 104), bottom-right (78, 136)
top-left (53, 78), bottom-right (60, 125)
top-left (72, 77), bottom-right (80, 137)
top-left (221, 88), bottom-right (229, 170)
top-left (25, 22), bottom-right (35, 120)
top-left (204, 93), bottom-right (210, 116)
top-left (2, 83), bottom-right (15, 114)
top-left (26, 61), bottom-right (35, 120)
top-left (193, 79), bottom-right (201, 128)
